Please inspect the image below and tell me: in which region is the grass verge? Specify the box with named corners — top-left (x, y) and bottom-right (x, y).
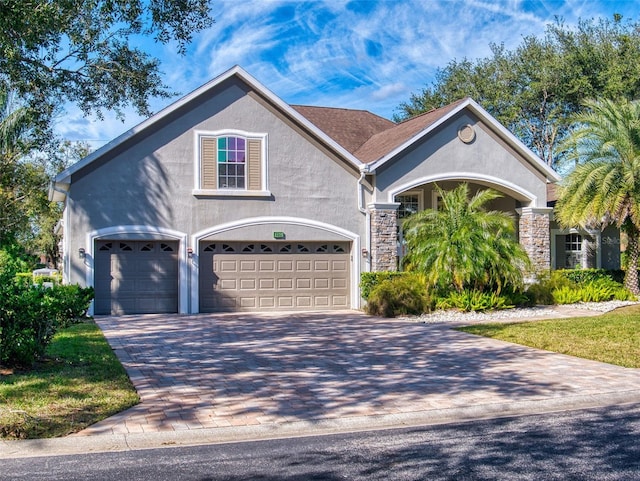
top-left (457, 304), bottom-right (640, 368)
top-left (0, 321), bottom-right (139, 439)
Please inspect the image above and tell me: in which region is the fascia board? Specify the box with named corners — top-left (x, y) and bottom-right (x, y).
top-left (366, 98), bottom-right (561, 183)
top-left (55, 65), bottom-right (362, 183)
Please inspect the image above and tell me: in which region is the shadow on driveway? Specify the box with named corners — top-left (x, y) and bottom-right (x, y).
top-left (83, 311), bottom-right (640, 434)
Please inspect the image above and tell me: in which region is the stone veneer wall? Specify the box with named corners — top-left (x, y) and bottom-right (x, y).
top-left (518, 207), bottom-right (552, 272)
top-left (369, 203), bottom-right (399, 271)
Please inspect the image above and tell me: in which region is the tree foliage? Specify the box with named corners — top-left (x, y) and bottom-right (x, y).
top-left (402, 184), bottom-right (531, 294)
top-left (0, 1), bottom-right (214, 260)
top-left (555, 99), bottom-right (640, 295)
top-left (0, 81), bottom-right (89, 260)
top-left (0, 0), bottom-right (214, 122)
top-left (395, 14), bottom-right (640, 169)
top-left (0, 82), bottom-right (41, 246)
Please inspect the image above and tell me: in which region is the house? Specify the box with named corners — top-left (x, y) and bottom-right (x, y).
top-left (50, 65), bottom-right (614, 316)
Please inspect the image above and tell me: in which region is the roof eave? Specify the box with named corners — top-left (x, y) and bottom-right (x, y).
top-left (48, 180), bottom-right (70, 202)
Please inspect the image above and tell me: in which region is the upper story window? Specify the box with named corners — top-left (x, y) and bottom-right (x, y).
top-left (217, 136), bottom-right (246, 189)
top-left (195, 130), bottom-right (269, 196)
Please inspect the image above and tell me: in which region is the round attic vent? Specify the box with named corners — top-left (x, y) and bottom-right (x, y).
top-left (458, 124), bottom-right (476, 144)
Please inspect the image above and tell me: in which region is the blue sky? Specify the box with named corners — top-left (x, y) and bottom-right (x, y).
top-left (60, 0), bottom-right (640, 148)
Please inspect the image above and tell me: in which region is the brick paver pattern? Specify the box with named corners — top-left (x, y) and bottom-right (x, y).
top-left (78, 311), bottom-right (640, 435)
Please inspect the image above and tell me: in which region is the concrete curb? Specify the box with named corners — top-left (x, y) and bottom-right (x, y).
top-left (2, 390), bottom-right (640, 459)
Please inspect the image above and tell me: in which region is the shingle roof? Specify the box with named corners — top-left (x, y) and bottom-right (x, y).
top-left (355, 99), bottom-right (468, 164)
top-left (291, 105), bottom-right (395, 154)
top-left (292, 100), bottom-right (469, 164)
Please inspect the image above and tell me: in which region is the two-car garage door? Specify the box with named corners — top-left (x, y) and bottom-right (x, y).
top-left (199, 241), bottom-right (351, 312)
top-left (94, 239), bottom-right (351, 315)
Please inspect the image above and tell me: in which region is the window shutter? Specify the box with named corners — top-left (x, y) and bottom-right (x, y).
top-left (201, 137), bottom-right (217, 189)
top-left (247, 139), bottom-right (262, 191)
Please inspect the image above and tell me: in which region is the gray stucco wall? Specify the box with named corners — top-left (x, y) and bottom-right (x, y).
top-left (64, 78), bottom-right (365, 292)
top-left (374, 112), bottom-right (548, 208)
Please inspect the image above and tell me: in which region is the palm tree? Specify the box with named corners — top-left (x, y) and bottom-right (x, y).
top-left (556, 99), bottom-right (640, 295)
top-left (402, 183), bottom-right (531, 294)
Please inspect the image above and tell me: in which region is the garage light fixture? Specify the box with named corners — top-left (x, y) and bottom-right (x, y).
top-left (187, 247), bottom-right (194, 258)
top-left (78, 247), bottom-right (86, 259)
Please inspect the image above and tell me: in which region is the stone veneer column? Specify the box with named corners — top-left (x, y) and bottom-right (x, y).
top-left (517, 207), bottom-right (553, 272)
top-left (368, 202), bottom-right (400, 271)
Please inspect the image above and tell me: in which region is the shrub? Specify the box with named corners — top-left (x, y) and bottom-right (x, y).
top-left (42, 285), bottom-right (95, 329)
top-left (15, 272), bottom-right (63, 287)
top-left (559, 268), bottom-right (613, 284)
top-left (435, 289), bottom-right (516, 312)
top-left (551, 285), bottom-right (583, 305)
top-left (0, 281), bottom-right (94, 367)
top-left (540, 274), bottom-right (633, 305)
top-left (364, 274), bottom-right (430, 317)
top-left (360, 271), bottom-right (408, 300)
top-left (33, 274), bottom-right (63, 286)
top-left (525, 270), bottom-right (573, 305)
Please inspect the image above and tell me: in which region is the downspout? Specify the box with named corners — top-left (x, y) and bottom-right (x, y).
top-left (358, 167), bottom-right (371, 272)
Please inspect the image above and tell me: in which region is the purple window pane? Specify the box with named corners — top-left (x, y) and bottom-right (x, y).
top-left (229, 137), bottom-right (236, 150)
top-left (237, 138), bottom-right (245, 150)
top-left (228, 151), bottom-right (236, 162)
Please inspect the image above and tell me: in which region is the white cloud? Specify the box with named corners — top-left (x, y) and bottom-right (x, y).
top-left (371, 82), bottom-right (408, 101)
top-left (52, 0), bottom-right (634, 141)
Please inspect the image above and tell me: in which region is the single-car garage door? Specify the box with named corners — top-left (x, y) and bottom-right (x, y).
top-left (199, 241), bottom-right (350, 312)
top-left (94, 240), bottom-right (179, 315)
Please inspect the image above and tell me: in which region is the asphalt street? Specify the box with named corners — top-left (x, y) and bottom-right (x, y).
top-left (3, 403), bottom-right (640, 480)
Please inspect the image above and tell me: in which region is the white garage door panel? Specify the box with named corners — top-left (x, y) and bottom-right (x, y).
top-left (199, 241), bottom-right (351, 312)
top-left (94, 240), bottom-right (179, 315)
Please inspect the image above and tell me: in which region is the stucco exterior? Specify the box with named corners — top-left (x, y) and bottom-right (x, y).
top-left (54, 65), bottom-right (612, 316)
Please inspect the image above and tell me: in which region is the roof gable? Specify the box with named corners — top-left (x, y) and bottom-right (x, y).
top-left (360, 98), bottom-right (560, 183)
top-left (53, 66), bottom-right (364, 188)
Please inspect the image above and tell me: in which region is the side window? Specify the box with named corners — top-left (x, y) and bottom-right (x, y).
top-left (565, 233), bottom-right (583, 269)
top-left (198, 131), bottom-right (266, 193)
top-left (396, 192), bottom-right (422, 220)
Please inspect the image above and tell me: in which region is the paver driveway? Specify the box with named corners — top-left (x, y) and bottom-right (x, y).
top-left (79, 311), bottom-right (640, 436)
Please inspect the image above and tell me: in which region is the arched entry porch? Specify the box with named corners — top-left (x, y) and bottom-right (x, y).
top-left (369, 173), bottom-right (552, 273)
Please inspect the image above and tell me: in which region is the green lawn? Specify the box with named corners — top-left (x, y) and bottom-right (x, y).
top-left (458, 304), bottom-right (640, 368)
top-left (0, 321), bottom-right (139, 439)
